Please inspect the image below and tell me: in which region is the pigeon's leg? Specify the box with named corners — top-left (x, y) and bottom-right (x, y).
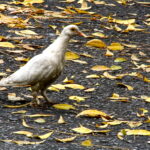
top-left (41, 89), bottom-right (57, 105)
top-left (32, 90), bottom-right (40, 105)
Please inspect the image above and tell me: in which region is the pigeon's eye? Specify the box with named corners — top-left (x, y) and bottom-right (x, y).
top-left (71, 28), bottom-right (76, 31)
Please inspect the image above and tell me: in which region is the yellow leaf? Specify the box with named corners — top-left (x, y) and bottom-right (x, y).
top-left (19, 0), bottom-right (44, 6)
top-left (64, 84), bottom-right (85, 89)
top-left (81, 139), bottom-right (93, 147)
top-left (25, 114), bottom-right (53, 117)
top-left (53, 104), bottom-right (75, 110)
top-left (13, 131), bottom-right (33, 137)
top-left (55, 136), bottom-right (76, 143)
top-left (80, 53), bottom-right (94, 58)
top-left (117, 82), bottom-right (134, 90)
top-left (114, 57), bottom-right (127, 62)
top-left (49, 84), bottom-right (66, 90)
top-left (65, 51), bottom-right (80, 60)
top-left (109, 93), bottom-right (129, 100)
top-left (3, 103), bottom-right (30, 108)
top-left (86, 74), bottom-right (100, 79)
top-left (72, 125), bottom-right (93, 134)
top-left (103, 72), bottom-right (117, 79)
top-left (126, 121), bottom-right (142, 128)
top-left (22, 119), bottom-right (33, 128)
top-left (122, 43), bottom-right (137, 48)
top-left (86, 39), bottom-right (106, 48)
top-left (76, 109), bottom-right (112, 119)
top-left (105, 50), bottom-right (114, 56)
top-left (34, 118), bottom-right (46, 123)
top-left (0, 139), bottom-right (45, 145)
top-left (58, 115), bottom-right (66, 124)
top-left (92, 32), bottom-right (108, 38)
top-left (118, 129), bottom-right (150, 140)
top-left (111, 19), bottom-right (135, 25)
top-left (0, 42), bottom-right (15, 48)
top-left (141, 95), bottom-right (150, 102)
top-left (12, 110), bottom-right (27, 114)
top-left (91, 65), bottom-right (110, 71)
top-left (72, 59), bottom-right (87, 64)
top-left (15, 30), bottom-right (38, 36)
top-left (35, 131), bottom-right (53, 140)
top-left (110, 65), bottom-right (122, 70)
top-left (107, 42), bottom-right (124, 50)
top-left (69, 95), bottom-right (87, 102)
top-left (14, 57), bottom-right (29, 62)
top-left (124, 24), bottom-right (145, 32)
top-left (84, 88), bottom-right (95, 92)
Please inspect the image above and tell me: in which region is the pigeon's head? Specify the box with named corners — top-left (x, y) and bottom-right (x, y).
top-left (62, 25), bottom-right (85, 37)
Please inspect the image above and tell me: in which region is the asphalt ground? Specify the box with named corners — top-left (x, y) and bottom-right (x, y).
top-left (0, 0), bottom-right (150, 150)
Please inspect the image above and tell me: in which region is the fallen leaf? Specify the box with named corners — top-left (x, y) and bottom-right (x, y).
top-left (65, 51), bottom-right (80, 60)
top-left (12, 110), bottom-right (27, 114)
top-left (64, 84), bottom-right (85, 89)
top-left (118, 129), bottom-right (150, 140)
top-left (76, 109), bottom-right (112, 119)
top-left (72, 125), bottom-right (93, 134)
top-left (91, 65), bottom-right (110, 71)
top-left (107, 42), bottom-right (124, 51)
top-left (35, 131), bottom-right (53, 140)
top-left (81, 139), bottom-right (93, 147)
top-left (86, 39), bottom-right (106, 48)
top-left (117, 82), bottom-right (134, 90)
top-left (92, 32), bottom-right (108, 38)
top-left (55, 136), bottom-right (76, 143)
top-left (114, 57), bottom-right (127, 62)
top-left (34, 118), bottom-right (46, 123)
top-left (110, 65), bottom-right (122, 70)
top-left (0, 139), bottom-right (45, 145)
top-left (0, 42), bottom-right (15, 48)
top-left (58, 115), bottom-right (66, 124)
top-left (13, 131), bottom-right (33, 138)
top-left (25, 114), bottom-right (53, 117)
top-left (84, 88), bottom-right (95, 92)
top-left (53, 104), bottom-right (75, 110)
top-left (86, 74), bottom-right (100, 78)
top-left (105, 50), bottom-right (114, 56)
top-left (72, 59), bottom-right (87, 64)
top-left (69, 95), bottom-right (87, 102)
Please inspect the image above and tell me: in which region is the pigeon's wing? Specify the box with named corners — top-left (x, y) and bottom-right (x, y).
top-left (0, 54), bottom-right (54, 86)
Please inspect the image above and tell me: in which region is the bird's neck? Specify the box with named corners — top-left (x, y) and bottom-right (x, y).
top-left (43, 34), bottom-right (71, 55)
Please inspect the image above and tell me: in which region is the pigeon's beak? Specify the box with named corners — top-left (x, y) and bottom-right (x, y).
top-left (77, 31), bottom-right (86, 37)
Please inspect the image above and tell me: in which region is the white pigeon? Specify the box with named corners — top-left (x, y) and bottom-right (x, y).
top-left (0, 25), bottom-right (85, 105)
